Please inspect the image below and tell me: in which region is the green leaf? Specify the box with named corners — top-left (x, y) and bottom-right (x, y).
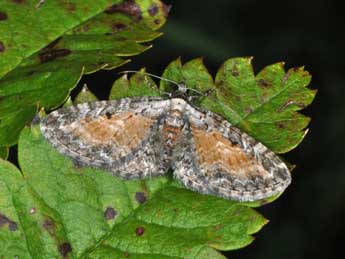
top-left (160, 57), bottom-right (316, 153)
top-left (109, 68), bottom-right (161, 100)
top-left (215, 58), bottom-right (316, 153)
top-left (161, 57), bottom-right (215, 93)
top-left (0, 0), bottom-right (169, 146)
top-left (0, 159), bottom-right (33, 259)
top-left (75, 84), bottom-right (99, 104)
top-left (0, 0), bottom-right (114, 78)
top-left (0, 123), bottom-right (267, 258)
top-left (0, 146), bottom-right (8, 160)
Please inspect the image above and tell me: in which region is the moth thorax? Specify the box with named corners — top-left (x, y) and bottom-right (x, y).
top-left (170, 98), bottom-right (187, 111)
top-left (165, 110), bottom-right (184, 128)
top-left (161, 113), bottom-right (183, 168)
top-left (163, 110), bottom-right (184, 150)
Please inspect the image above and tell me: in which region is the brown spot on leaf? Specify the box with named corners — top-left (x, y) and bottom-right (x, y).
top-left (257, 78), bottom-right (271, 88)
top-left (105, 0), bottom-right (142, 21)
top-left (135, 226), bottom-right (145, 236)
top-left (104, 207), bottom-right (117, 220)
top-left (105, 5), bottom-right (116, 13)
top-left (12, 0), bottom-right (26, 4)
top-left (154, 19), bottom-right (161, 25)
top-left (58, 242), bottom-right (72, 258)
top-left (134, 74), bottom-right (145, 83)
top-left (39, 49), bottom-right (72, 63)
top-left (123, 252), bottom-right (129, 258)
top-left (111, 23), bottom-right (127, 32)
top-left (0, 11), bottom-right (8, 21)
top-left (135, 192), bottom-right (147, 204)
top-left (58, 0), bottom-right (76, 12)
top-left (231, 66), bottom-right (239, 77)
top-left (0, 41), bottom-right (5, 52)
top-left (42, 37), bottom-right (62, 51)
top-left (277, 122), bottom-right (286, 129)
top-left (65, 2), bottom-right (76, 12)
top-left (83, 25), bottom-right (90, 32)
top-left (72, 27), bottom-right (82, 34)
top-left (162, 4), bottom-right (172, 17)
top-left (148, 4), bottom-right (158, 16)
top-left (43, 218), bottom-right (56, 234)
top-left (244, 107), bottom-right (253, 114)
top-left (0, 213), bottom-right (17, 231)
top-left (1, 215), bottom-right (8, 226)
top-left (8, 221), bottom-right (17, 231)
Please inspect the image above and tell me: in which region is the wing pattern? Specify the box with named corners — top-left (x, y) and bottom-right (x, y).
top-left (172, 104), bottom-right (291, 201)
top-left (40, 97), bottom-right (169, 179)
top-left (40, 97), bottom-right (291, 201)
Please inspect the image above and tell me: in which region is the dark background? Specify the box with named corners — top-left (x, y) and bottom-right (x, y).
top-left (79, 1), bottom-right (345, 258)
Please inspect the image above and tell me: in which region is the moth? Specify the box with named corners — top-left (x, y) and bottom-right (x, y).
top-left (40, 72), bottom-right (291, 202)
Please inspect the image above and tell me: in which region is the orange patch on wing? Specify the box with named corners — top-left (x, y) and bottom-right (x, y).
top-left (191, 126), bottom-right (269, 178)
top-left (72, 112), bottom-right (154, 149)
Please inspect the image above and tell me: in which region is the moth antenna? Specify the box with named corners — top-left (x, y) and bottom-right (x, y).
top-left (119, 70), bottom-right (208, 98)
top-left (119, 70), bottom-right (180, 86)
top-left (119, 70), bottom-right (173, 97)
top-left (184, 87), bottom-right (204, 95)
